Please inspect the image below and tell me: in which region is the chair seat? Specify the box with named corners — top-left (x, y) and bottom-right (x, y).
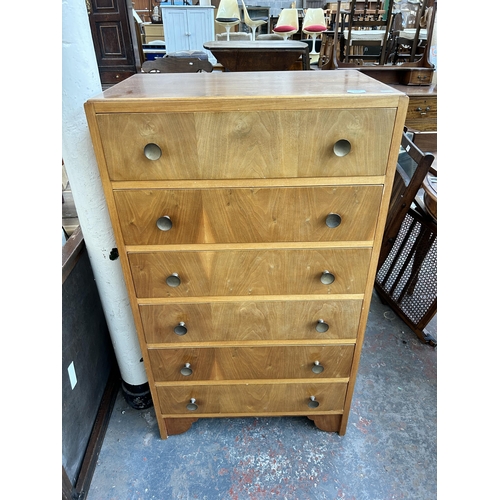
top-left (216, 17), bottom-right (239, 22)
top-left (303, 24), bottom-right (327, 32)
top-left (274, 25), bottom-right (296, 32)
top-left (399, 28), bottom-right (427, 41)
top-left (343, 29), bottom-right (386, 43)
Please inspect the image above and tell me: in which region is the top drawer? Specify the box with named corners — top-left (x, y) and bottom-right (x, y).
top-left (96, 108), bottom-right (396, 180)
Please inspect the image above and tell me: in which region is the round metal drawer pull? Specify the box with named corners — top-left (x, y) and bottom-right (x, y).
top-left (325, 213), bottom-right (342, 228)
top-left (186, 398), bottom-right (198, 411)
top-left (180, 363), bottom-right (193, 376)
top-left (174, 322), bottom-right (188, 336)
top-left (333, 139), bottom-right (351, 157)
top-left (316, 319), bottom-right (330, 333)
top-left (166, 273), bottom-right (181, 287)
top-left (312, 361), bottom-right (324, 374)
top-left (156, 215), bottom-right (172, 231)
top-left (144, 143), bottom-right (162, 161)
top-left (320, 270), bottom-right (335, 285)
top-left (308, 396), bottom-right (320, 408)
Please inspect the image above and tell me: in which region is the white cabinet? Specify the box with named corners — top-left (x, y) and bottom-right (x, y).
top-left (160, 5), bottom-right (216, 64)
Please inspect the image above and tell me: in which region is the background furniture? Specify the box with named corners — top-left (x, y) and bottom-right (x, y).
top-left (320, 0), bottom-right (436, 86)
top-left (160, 5), bottom-right (216, 64)
top-left (203, 40), bottom-right (310, 71)
top-left (241, 0), bottom-right (269, 41)
top-left (387, 0), bottom-right (430, 65)
top-left (273, 8), bottom-right (299, 40)
top-left (216, 32), bottom-right (252, 41)
top-left (141, 51), bottom-right (214, 73)
top-left (340, 0), bottom-right (395, 66)
top-left (62, 227), bottom-right (119, 499)
top-left (85, 70), bottom-right (408, 439)
top-left (389, 83), bottom-right (437, 152)
top-left (302, 8), bottom-right (328, 55)
top-left (142, 22), bottom-right (165, 43)
top-left (215, 0), bottom-right (241, 40)
top-left (240, 4), bottom-right (270, 39)
top-left (375, 129), bottom-right (437, 346)
top-left (87, 0), bottom-right (139, 86)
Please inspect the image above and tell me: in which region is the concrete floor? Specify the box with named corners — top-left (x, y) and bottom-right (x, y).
top-left (87, 290), bottom-right (437, 500)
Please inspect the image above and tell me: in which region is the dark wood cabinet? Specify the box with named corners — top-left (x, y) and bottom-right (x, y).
top-left (88, 0), bottom-right (140, 86)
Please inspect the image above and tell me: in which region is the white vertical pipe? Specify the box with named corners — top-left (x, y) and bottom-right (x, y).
top-left (62, 0), bottom-right (147, 387)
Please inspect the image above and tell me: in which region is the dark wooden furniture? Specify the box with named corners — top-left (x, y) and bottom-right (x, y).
top-left (340, 0), bottom-right (395, 66)
top-left (388, 83), bottom-right (437, 154)
top-left (387, 0), bottom-right (430, 65)
top-left (87, 0), bottom-right (140, 86)
top-left (320, 1), bottom-right (437, 87)
top-left (390, 84), bottom-right (436, 132)
top-left (375, 129), bottom-right (437, 346)
top-left (142, 51), bottom-right (213, 73)
top-left (203, 41), bottom-right (310, 71)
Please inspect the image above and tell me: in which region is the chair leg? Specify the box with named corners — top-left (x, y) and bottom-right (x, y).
top-left (251, 26), bottom-right (257, 41)
top-left (309, 35), bottom-right (318, 55)
top-left (224, 26), bottom-right (230, 41)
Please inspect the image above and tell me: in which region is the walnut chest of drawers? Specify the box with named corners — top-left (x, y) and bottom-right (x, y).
top-left (85, 71), bottom-right (408, 439)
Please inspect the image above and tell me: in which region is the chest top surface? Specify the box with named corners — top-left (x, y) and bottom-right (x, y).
top-left (86, 70), bottom-right (407, 112)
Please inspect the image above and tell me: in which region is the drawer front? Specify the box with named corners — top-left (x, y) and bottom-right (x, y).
top-left (143, 25), bottom-right (165, 36)
top-left (157, 382), bottom-right (348, 415)
top-left (129, 247), bottom-right (371, 298)
top-left (149, 345), bottom-right (355, 381)
top-left (115, 185), bottom-right (383, 245)
top-left (402, 69), bottom-right (434, 86)
top-left (96, 108), bottom-right (396, 180)
top-left (140, 299), bottom-right (363, 343)
top-left (405, 97), bottom-right (437, 131)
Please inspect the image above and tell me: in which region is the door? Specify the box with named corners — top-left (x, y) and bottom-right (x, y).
top-left (87, 0), bottom-right (139, 85)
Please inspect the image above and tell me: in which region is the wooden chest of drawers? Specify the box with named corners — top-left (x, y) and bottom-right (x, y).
top-left (85, 71), bottom-right (408, 439)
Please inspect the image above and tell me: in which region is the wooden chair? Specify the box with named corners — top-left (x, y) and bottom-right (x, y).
top-left (241, 0), bottom-right (268, 41)
top-left (215, 0), bottom-right (241, 41)
top-left (302, 8), bottom-right (328, 55)
top-left (141, 51), bottom-right (213, 73)
top-left (273, 8), bottom-right (299, 40)
top-left (375, 128), bottom-right (437, 346)
top-left (339, 0), bottom-right (395, 66)
top-left (388, 1), bottom-right (430, 65)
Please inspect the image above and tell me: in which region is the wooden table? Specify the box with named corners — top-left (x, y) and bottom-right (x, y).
top-left (203, 41), bottom-right (310, 72)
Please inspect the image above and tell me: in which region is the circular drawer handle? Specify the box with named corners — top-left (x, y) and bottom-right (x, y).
top-left (156, 215), bottom-right (172, 231)
top-left (144, 143), bottom-right (162, 161)
top-left (186, 398), bottom-right (198, 411)
top-left (320, 270), bottom-right (335, 285)
top-left (312, 361), bottom-right (324, 374)
top-left (325, 213), bottom-right (342, 228)
top-left (308, 396), bottom-right (320, 408)
top-left (166, 273), bottom-right (181, 288)
top-left (316, 319), bottom-right (330, 333)
top-left (180, 363), bottom-right (193, 376)
top-left (174, 322), bottom-right (188, 336)
top-left (333, 139), bottom-right (351, 157)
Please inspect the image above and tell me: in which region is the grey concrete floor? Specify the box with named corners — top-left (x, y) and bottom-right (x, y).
top-left (87, 291), bottom-right (437, 500)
